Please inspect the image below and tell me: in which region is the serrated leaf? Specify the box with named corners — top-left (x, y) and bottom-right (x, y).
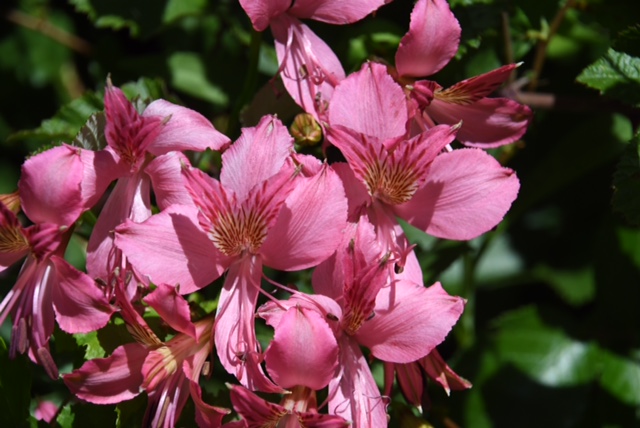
top-left (70, 112), bottom-right (107, 151)
top-left (612, 135), bottom-right (640, 225)
top-left (577, 49), bottom-right (640, 106)
top-left (493, 306), bottom-right (599, 387)
top-left (168, 52), bottom-right (229, 107)
top-left (74, 331), bottom-right (106, 360)
top-left (599, 350), bottom-right (640, 406)
top-left (0, 337), bottom-right (32, 427)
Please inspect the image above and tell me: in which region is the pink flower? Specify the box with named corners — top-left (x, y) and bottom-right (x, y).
top-left (0, 147), bottom-right (115, 378)
top-left (86, 79), bottom-right (230, 296)
top-left (239, 0), bottom-right (387, 119)
top-left (115, 115), bottom-right (348, 391)
top-left (390, 0), bottom-right (532, 147)
top-left (64, 284), bottom-right (228, 427)
top-left (327, 62), bottom-right (520, 268)
top-left (260, 218), bottom-right (465, 425)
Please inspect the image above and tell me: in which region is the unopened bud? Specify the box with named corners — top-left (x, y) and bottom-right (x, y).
top-left (290, 113), bottom-right (323, 147)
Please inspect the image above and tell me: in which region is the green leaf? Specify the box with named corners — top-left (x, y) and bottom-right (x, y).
top-left (492, 306), bottom-right (599, 387)
top-left (162, 0), bottom-right (207, 24)
top-left (612, 135), bottom-right (640, 225)
top-left (168, 52), bottom-right (229, 107)
top-left (74, 331), bottom-right (106, 360)
top-left (599, 350), bottom-right (640, 406)
top-left (56, 404), bottom-right (75, 428)
top-left (70, 112), bottom-right (107, 151)
top-left (533, 265), bottom-right (596, 306)
top-left (69, 0), bottom-right (172, 38)
top-left (577, 49), bottom-right (640, 106)
top-left (0, 337), bottom-right (32, 427)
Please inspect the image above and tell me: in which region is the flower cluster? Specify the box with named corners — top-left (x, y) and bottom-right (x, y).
top-left (0, 0), bottom-right (530, 426)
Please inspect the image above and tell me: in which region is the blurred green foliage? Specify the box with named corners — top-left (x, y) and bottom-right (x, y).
top-left (1, 0), bottom-right (640, 427)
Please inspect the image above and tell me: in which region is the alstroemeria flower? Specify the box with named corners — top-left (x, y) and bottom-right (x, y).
top-left (388, 0), bottom-right (531, 147)
top-left (328, 62), bottom-right (520, 269)
top-left (64, 284), bottom-right (228, 428)
top-left (115, 115), bottom-right (348, 392)
top-left (0, 146), bottom-right (115, 378)
top-left (239, 0), bottom-right (387, 119)
top-left (226, 305), bottom-right (346, 427)
top-left (259, 218), bottom-right (465, 426)
top-left (86, 79), bottom-right (230, 297)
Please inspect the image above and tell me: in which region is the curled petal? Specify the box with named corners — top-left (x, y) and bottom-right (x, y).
top-left (427, 96), bottom-right (532, 148)
top-left (19, 145), bottom-right (84, 226)
top-left (64, 343), bottom-right (147, 404)
top-left (395, 0), bottom-right (461, 78)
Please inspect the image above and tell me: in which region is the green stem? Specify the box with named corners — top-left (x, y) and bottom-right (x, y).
top-left (457, 250), bottom-right (477, 349)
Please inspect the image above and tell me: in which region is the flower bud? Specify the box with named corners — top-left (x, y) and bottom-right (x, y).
top-left (290, 113), bottom-right (322, 147)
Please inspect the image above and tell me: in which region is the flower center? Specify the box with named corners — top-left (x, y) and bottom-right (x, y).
top-left (0, 223), bottom-right (29, 254)
top-left (211, 208), bottom-right (268, 256)
top-left (365, 159), bottom-right (419, 205)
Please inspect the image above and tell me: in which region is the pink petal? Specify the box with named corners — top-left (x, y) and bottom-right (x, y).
top-left (289, 0), bottom-right (387, 24)
top-left (146, 152), bottom-right (195, 210)
top-left (190, 380), bottom-right (230, 428)
top-left (427, 96), bottom-right (532, 148)
top-left (239, 0), bottom-right (291, 31)
top-left (328, 62), bottom-right (407, 140)
top-left (215, 257), bottom-right (281, 393)
top-left (63, 343), bottom-right (147, 404)
top-left (86, 174), bottom-right (152, 282)
top-left (272, 15), bottom-right (345, 119)
top-left (331, 162), bottom-right (371, 222)
top-left (115, 205), bottom-right (225, 293)
top-left (229, 384), bottom-right (287, 426)
top-left (50, 256), bottom-right (114, 333)
top-left (221, 115), bottom-right (293, 200)
top-left (395, 0), bottom-right (461, 78)
top-left (261, 162), bottom-right (348, 271)
top-left (142, 99), bottom-right (230, 155)
top-left (394, 149), bottom-right (520, 240)
top-left (34, 399), bottom-right (58, 423)
top-left (329, 337), bottom-right (388, 426)
top-left (356, 282), bottom-right (465, 363)
top-left (394, 362), bottom-right (425, 407)
top-left (78, 147), bottom-right (125, 208)
top-left (420, 348), bottom-right (472, 394)
top-left (265, 306), bottom-right (339, 390)
top-left (143, 283), bottom-right (196, 338)
top-left (19, 145), bottom-right (84, 226)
